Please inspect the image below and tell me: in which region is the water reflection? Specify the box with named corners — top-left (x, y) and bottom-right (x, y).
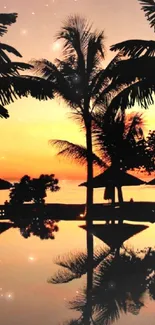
top-left (16, 217), bottom-right (59, 240)
top-left (70, 247), bottom-right (155, 324)
top-left (0, 217), bottom-right (59, 240)
top-left (49, 225), bottom-right (155, 324)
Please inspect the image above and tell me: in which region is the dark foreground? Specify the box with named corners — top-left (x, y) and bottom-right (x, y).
top-left (0, 201), bottom-right (155, 222)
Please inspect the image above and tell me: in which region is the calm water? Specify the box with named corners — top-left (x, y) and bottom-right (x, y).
top-left (1, 180), bottom-right (155, 324)
top-left (0, 179), bottom-right (155, 204)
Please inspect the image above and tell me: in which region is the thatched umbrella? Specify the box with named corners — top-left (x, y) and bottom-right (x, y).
top-left (0, 178), bottom-right (12, 190)
top-left (147, 178), bottom-right (155, 185)
top-left (79, 166), bottom-right (145, 205)
top-left (0, 222), bottom-right (13, 235)
top-left (80, 223), bottom-right (148, 249)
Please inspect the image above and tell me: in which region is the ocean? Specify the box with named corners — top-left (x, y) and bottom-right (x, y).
top-left (0, 179), bottom-right (155, 205)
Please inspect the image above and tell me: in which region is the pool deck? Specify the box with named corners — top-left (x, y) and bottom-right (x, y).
top-left (0, 201), bottom-right (155, 222)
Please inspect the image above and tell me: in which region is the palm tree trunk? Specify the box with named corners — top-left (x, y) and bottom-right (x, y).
top-left (84, 115), bottom-right (93, 325)
top-left (85, 116), bottom-right (93, 222)
top-left (85, 229), bottom-right (93, 325)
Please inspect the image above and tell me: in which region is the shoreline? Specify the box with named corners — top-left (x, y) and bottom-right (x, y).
top-left (1, 201), bottom-right (155, 223)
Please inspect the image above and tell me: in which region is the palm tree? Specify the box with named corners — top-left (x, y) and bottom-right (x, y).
top-left (31, 15), bottom-right (107, 219)
top-left (69, 247), bottom-right (155, 325)
top-left (48, 242), bottom-right (155, 325)
top-left (48, 247), bottom-right (110, 284)
top-left (0, 13), bottom-right (55, 118)
top-left (32, 15), bottom-right (155, 220)
top-left (50, 111), bottom-right (150, 205)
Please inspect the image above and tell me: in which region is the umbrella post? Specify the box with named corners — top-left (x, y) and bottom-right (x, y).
top-left (111, 186), bottom-right (115, 224)
top-left (117, 186), bottom-right (123, 204)
top-left (117, 186), bottom-right (123, 224)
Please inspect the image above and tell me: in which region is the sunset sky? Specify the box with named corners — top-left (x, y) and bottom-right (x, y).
top-left (1, 0), bottom-right (155, 181)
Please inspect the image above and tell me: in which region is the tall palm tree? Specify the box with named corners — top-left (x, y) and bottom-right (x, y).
top-left (32, 15), bottom-right (155, 220)
top-left (32, 16), bottom-right (107, 219)
top-left (0, 13), bottom-right (55, 118)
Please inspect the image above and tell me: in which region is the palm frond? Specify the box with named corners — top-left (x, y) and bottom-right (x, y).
top-left (138, 0), bottom-right (155, 29)
top-left (110, 39), bottom-right (155, 58)
top-left (125, 112), bottom-right (145, 139)
top-left (91, 54), bottom-right (124, 110)
top-left (48, 269), bottom-right (78, 284)
top-left (86, 31), bottom-right (105, 80)
top-left (0, 13), bottom-right (17, 37)
top-left (31, 59), bottom-right (82, 110)
top-left (61, 319), bottom-right (83, 325)
top-left (0, 43), bottom-right (22, 57)
top-left (56, 15), bottom-right (92, 63)
top-left (49, 139), bottom-right (106, 168)
top-left (108, 79), bottom-right (155, 113)
top-left (111, 56), bottom-right (155, 84)
top-left (0, 104), bottom-right (9, 118)
top-left (93, 302), bottom-right (120, 325)
top-left (0, 62), bottom-right (32, 76)
top-left (49, 248), bottom-right (110, 285)
top-left (0, 75), bottom-right (54, 107)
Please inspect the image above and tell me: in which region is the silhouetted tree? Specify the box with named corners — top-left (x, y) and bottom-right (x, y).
top-left (9, 174), bottom-right (60, 204)
top-left (138, 0), bottom-right (155, 30)
top-left (145, 130), bottom-right (155, 172)
top-left (16, 217), bottom-right (59, 240)
top-left (32, 15), bottom-right (155, 220)
top-left (110, 0), bottom-right (155, 102)
top-left (0, 13), bottom-right (55, 119)
top-left (68, 248), bottom-right (155, 325)
top-left (48, 247), bottom-right (110, 284)
top-left (51, 112), bottom-right (150, 172)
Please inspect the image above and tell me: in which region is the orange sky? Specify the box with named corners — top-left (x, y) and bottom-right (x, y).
top-left (1, 0), bottom-right (155, 181)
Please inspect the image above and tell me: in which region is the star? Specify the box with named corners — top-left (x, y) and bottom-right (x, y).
top-left (32, 12), bottom-right (35, 15)
top-left (20, 29), bottom-right (28, 36)
top-left (5, 292), bottom-right (14, 301)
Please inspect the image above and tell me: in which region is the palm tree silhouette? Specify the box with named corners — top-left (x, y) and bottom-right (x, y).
top-left (110, 0), bottom-right (155, 94)
top-left (48, 246), bottom-right (110, 284)
top-left (32, 15), bottom-right (155, 221)
top-left (50, 111), bottom-right (149, 205)
top-left (68, 247), bottom-right (155, 325)
top-left (49, 244), bottom-right (155, 324)
top-left (0, 13), bottom-right (55, 119)
top-left (139, 0), bottom-right (155, 29)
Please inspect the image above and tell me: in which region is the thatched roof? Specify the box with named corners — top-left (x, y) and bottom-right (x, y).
top-left (147, 178), bottom-right (155, 185)
top-left (79, 167), bottom-right (145, 188)
top-left (80, 223), bottom-right (148, 248)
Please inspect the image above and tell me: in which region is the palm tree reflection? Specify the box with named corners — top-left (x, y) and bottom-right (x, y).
top-left (49, 230), bottom-right (155, 324)
top-left (69, 247), bottom-right (155, 325)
